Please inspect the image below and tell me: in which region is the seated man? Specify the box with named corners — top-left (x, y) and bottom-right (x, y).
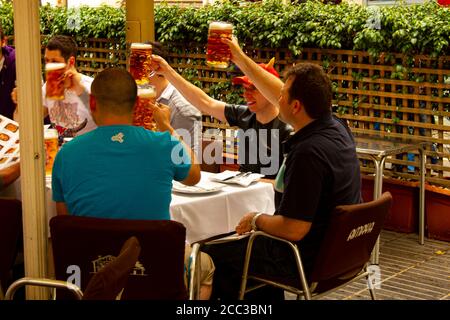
top-left (148, 42), bottom-right (203, 154)
top-left (151, 53), bottom-right (292, 179)
top-left (51, 68), bottom-right (213, 299)
top-left (14, 35), bottom-right (97, 138)
top-left (202, 63), bottom-right (361, 300)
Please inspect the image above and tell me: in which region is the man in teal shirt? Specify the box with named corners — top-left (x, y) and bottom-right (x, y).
top-left (52, 68), bottom-right (200, 219)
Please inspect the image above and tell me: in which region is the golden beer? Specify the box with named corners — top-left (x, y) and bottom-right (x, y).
top-left (133, 86), bottom-right (157, 131)
top-left (206, 22), bottom-right (233, 69)
top-left (45, 63), bottom-right (66, 100)
top-left (44, 128), bottom-right (59, 176)
top-left (129, 43), bottom-right (153, 85)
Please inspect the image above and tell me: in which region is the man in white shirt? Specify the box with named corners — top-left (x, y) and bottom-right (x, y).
top-left (42, 35), bottom-right (97, 138)
top-left (147, 43), bottom-right (202, 153)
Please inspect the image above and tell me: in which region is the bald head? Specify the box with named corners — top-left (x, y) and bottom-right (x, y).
top-left (91, 68), bottom-right (137, 115)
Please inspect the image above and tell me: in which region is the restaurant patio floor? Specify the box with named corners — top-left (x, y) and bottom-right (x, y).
top-left (286, 230), bottom-right (449, 300)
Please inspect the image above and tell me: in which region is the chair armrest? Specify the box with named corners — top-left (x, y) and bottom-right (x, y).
top-left (5, 277), bottom-right (83, 300)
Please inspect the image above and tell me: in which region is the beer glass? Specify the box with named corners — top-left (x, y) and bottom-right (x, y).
top-left (44, 128), bottom-right (59, 176)
top-left (206, 21), bottom-right (233, 69)
top-left (133, 85), bottom-right (157, 131)
top-left (45, 63), bottom-right (66, 100)
top-left (129, 43), bottom-right (153, 85)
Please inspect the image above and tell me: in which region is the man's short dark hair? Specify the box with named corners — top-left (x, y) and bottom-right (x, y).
top-left (46, 35), bottom-right (78, 61)
top-left (147, 41), bottom-right (169, 60)
top-left (285, 63), bottom-right (332, 119)
top-left (91, 68), bottom-right (137, 115)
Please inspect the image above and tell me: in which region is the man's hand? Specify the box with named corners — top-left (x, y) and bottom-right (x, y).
top-left (150, 54), bottom-right (172, 77)
top-left (11, 87), bottom-right (18, 104)
top-left (64, 68), bottom-right (84, 96)
top-left (149, 102), bottom-right (172, 132)
top-left (221, 37), bottom-right (246, 65)
top-left (235, 212), bottom-right (258, 235)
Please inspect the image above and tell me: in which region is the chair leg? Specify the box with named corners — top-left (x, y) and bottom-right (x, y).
top-left (369, 286), bottom-right (377, 300)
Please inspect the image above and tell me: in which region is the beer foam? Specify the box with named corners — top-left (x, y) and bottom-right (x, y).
top-left (44, 128), bottom-right (59, 139)
top-left (209, 22), bottom-right (233, 31)
top-left (131, 43), bottom-right (152, 50)
top-left (45, 63), bottom-right (66, 71)
top-left (138, 87), bottom-right (156, 99)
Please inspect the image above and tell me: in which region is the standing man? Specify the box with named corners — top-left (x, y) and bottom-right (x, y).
top-left (0, 23), bottom-right (16, 120)
top-left (151, 53), bottom-right (292, 179)
top-left (202, 63), bottom-right (362, 300)
top-left (148, 42), bottom-right (202, 153)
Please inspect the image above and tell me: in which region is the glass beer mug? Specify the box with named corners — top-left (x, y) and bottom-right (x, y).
top-left (206, 21), bottom-right (233, 69)
top-left (129, 43), bottom-right (153, 85)
top-left (133, 85), bottom-right (157, 131)
top-left (45, 62), bottom-right (66, 100)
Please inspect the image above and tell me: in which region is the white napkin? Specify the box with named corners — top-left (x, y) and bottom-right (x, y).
top-left (209, 170), bottom-right (264, 187)
top-left (172, 180), bottom-right (224, 193)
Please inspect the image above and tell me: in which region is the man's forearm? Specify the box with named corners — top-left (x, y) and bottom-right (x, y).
top-left (233, 51), bottom-right (284, 108)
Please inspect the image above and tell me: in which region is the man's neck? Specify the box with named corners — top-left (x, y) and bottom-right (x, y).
top-left (255, 104), bottom-right (280, 124)
top-left (154, 77), bottom-right (169, 98)
top-left (95, 115), bottom-right (133, 126)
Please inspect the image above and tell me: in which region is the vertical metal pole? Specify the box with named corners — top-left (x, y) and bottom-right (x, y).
top-left (370, 156), bottom-right (385, 265)
top-left (13, 0), bottom-right (49, 299)
top-left (419, 147), bottom-right (426, 245)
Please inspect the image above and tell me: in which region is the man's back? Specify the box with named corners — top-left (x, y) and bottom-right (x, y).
top-left (52, 125), bottom-right (191, 220)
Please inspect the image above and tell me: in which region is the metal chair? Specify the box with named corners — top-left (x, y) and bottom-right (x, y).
top-left (239, 192), bottom-right (393, 300)
top-left (48, 215), bottom-right (191, 300)
top-left (5, 236), bottom-right (141, 300)
top-left (0, 198), bottom-right (22, 299)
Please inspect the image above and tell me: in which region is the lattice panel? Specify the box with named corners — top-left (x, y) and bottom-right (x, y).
top-left (68, 39), bottom-right (450, 186)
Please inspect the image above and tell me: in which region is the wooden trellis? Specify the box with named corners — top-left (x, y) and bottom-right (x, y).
top-left (72, 39), bottom-right (450, 187)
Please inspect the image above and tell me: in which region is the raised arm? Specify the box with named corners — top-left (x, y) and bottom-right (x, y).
top-left (224, 38), bottom-right (284, 108)
top-left (151, 55), bottom-right (227, 122)
top-left (151, 102), bottom-right (201, 186)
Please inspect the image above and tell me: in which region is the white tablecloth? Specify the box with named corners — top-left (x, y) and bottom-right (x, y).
top-left (171, 172), bottom-right (275, 243)
top-left (3, 172), bottom-right (275, 243)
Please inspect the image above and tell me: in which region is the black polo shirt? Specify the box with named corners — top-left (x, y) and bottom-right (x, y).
top-left (224, 104), bottom-right (293, 179)
top-left (277, 114), bottom-right (361, 271)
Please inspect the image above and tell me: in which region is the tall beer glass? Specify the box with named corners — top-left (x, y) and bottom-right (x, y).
top-left (129, 43), bottom-right (153, 85)
top-left (45, 63), bottom-right (66, 100)
top-left (44, 128), bottom-right (59, 176)
top-left (206, 21), bottom-right (233, 69)
top-left (133, 85), bottom-right (157, 131)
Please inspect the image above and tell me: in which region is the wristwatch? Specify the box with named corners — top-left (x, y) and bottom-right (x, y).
top-left (251, 213), bottom-right (263, 231)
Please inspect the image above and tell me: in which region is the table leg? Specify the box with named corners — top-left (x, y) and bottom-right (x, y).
top-left (419, 148), bottom-right (426, 245)
top-left (370, 156), bottom-right (385, 265)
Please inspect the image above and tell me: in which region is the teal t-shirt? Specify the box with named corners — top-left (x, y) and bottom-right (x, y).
top-left (52, 125), bottom-right (191, 220)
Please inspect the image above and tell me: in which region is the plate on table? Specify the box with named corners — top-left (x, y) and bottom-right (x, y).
top-left (172, 181), bottom-right (225, 194)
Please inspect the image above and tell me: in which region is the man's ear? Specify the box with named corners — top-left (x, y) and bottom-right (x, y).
top-left (67, 56), bottom-right (76, 68)
top-left (291, 99), bottom-right (302, 115)
top-left (89, 95), bottom-right (96, 113)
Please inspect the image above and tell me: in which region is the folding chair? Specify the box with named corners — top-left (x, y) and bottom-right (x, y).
top-left (0, 198), bottom-right (22, 299)
top-left (49, 215), bottom-right (189, 300)
top-left (239, 192), bottom-right (393, 300)
top-left (5, 236), bottom-right (141, 300)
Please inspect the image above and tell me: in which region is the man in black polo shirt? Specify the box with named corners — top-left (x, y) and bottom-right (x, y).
top-left (202, 63), bottom-right (361, 300)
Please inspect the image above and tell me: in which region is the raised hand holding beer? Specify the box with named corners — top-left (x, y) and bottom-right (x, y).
top-left (206, 21), bottom-right (233, 69)
top-left (133, 85), bottom-right (158, 131)
top-left (129, 43), bottom-right (154, 84)
top-left (45, 62), bottom-right (66, 100)
top-left (148, 102), bottom-right (172, 132)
